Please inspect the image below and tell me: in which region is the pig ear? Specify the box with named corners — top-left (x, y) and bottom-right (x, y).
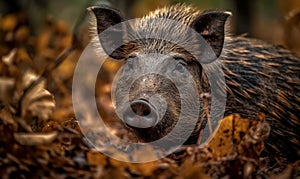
top-left (191, 10), bottom-right (231, 62)
top-left (88, 6), bottom-right (130, 59)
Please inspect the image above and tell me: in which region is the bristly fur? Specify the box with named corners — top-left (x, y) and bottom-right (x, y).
top-left (146, 4), bottom-right (200, 25)
top-left (132, 4), bottom-right (201, 58)
top-left (130, 4), bottom-right (232, 60)
top-left (221, 36), bottom-right (300, 162)
top-left (89, 4), bottom-right (300, 164)
top-left (89, 4), bottom-right (232, 61)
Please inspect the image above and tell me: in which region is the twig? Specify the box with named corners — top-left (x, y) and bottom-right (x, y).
top-left (197, 93), bottom-right (212, 144)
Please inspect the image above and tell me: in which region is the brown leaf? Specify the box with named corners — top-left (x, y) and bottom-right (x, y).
top-left (20, 71), bottom-right (55, 121)
top-left (14, 131), bottom-right (58, 145)
top-left (0, 77), bottom-right (15, 103)
top-left (206, 114), bottom-right (270, 158)
top-left (15, 26), bottom-right (30, 43)
top-left (179, 159), bottom-right (211, 179)
top-left (15, 48), bottom-right (32, 64)
top-left (0, 106), bottom-right (17, 129)
top-left (2, 48), bottom-right (16, 65)
top-left (127, 161), bottom-right (159, 177)
top-left (87, 150), bottom-right (107, 166)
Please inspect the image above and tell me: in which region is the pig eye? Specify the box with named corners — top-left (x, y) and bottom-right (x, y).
top-left (128, 55), bottom-right (137, 59)
top-left (126, 60), bottom-right (134, 69)
top-left (174, 63), bottom-right (186, 73)
top-left (124, 55), bottom-right (137, 70)
top-left (173, 57), bottom-right (187, 73)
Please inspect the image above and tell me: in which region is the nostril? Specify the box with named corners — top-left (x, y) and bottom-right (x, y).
top-left (130, 100), bottom-right (151, 116)
top-left (123, 99), bottom-right (159, 128)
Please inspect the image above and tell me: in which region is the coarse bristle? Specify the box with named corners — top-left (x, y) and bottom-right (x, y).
top-left (145, 4), bottom-right (200, 26)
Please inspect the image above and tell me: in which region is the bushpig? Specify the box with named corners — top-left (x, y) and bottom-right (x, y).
top-left (88, 4), bottom-right (300, 163)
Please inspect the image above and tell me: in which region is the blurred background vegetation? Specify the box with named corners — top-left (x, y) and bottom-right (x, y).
top-left (0, 0), bottom-right (300, 53)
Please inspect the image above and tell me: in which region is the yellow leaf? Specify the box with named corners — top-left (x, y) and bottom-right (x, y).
top-left (206, 114), bottom-right (258, 158)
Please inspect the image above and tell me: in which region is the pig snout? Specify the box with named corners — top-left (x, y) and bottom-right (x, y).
top-left (123, 99), bottom-right (159, 128)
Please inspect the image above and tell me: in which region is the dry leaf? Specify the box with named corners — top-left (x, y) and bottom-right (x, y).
top-left (87, 150), bottom-right (107, 166)
top-left (15, 26), bottom-right (30, 43)
top-left (20, 71), bottom-right (55, 120)
top-left (206, 114), bottom-right (270, 158)
top-left (15, 48), bottom-right (32, 64)
top-left (14, 131), bottom-right (58, 145)
top-left (0, 77), bottom-right (15, 103)
top-left (127, 161), bottom-right (159, 177)
top-left (179, 159), bottom-right (211, 179)
top-left (0, 106), bottom-right (17, 129)
top-left (2, 48), bottom-right (16, 65)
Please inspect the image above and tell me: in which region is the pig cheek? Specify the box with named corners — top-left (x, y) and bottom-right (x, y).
top-left (155, 110), bottom-right (178, 137)
top-left (162, 91), bottom-right (181, 123)
top-left (113, 75), bottom-right (133, 112)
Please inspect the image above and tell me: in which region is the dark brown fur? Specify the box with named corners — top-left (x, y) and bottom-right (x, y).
top-left (222, 36), bottom-right (300, 162)
top-left (90, 4), bottom-right (300, 163)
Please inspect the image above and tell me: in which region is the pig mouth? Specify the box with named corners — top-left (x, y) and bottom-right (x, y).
top-left (122, 99), bottom-right (159, 129)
